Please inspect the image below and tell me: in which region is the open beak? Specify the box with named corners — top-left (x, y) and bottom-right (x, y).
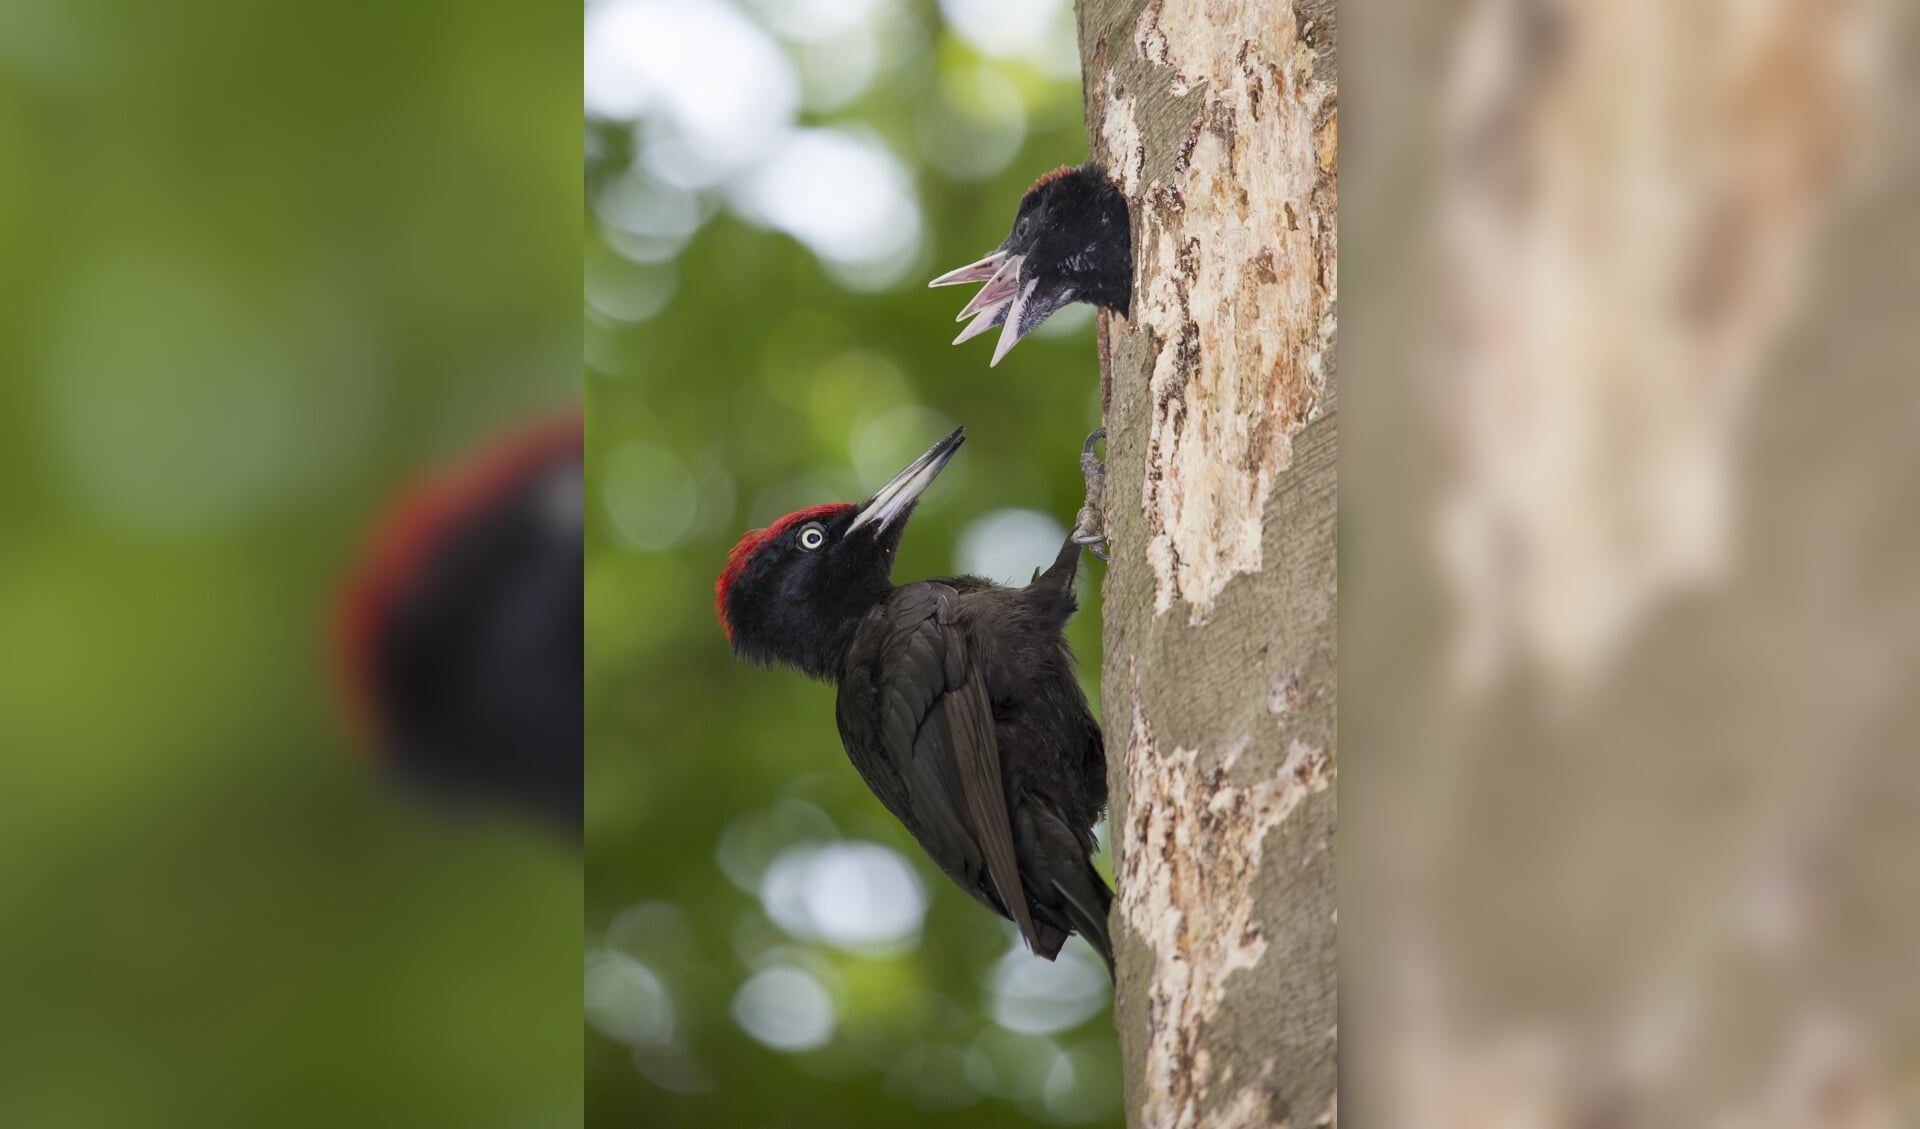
top-left (936, 251), bottom-right (1033, 364)
top-left (845, 426), bottom-right (966, 536)
top-left (986, 279), bottom-right (1077, 367)
top-left (928, 250), bottom-right (1007, 288)
top-left (953, 302), bottom-right (1008, 347)
top-left (934, 249), bottom-right (1073, 367)
top-left (955, 254), bottom-right (1023, 322)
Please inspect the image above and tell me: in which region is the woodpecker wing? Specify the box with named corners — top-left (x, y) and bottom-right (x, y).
top-left (836, 584), bottom-right (1039, 950)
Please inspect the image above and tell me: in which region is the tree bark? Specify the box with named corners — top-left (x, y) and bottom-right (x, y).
top-left (1075, 0), bottom-right (1338, 1126)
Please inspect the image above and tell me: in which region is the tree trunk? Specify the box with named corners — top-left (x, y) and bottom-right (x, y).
top-left (1074, 0), bottom-right (1338, 1126)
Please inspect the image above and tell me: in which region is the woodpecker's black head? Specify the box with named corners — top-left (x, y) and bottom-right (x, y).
top-left (717, 427), bottom-right (965, 680)
top-left (930, 163), bottom-right (1132, 366)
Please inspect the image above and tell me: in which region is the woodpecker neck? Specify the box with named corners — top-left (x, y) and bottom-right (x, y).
top-left (787, 573), bottom-right (892, 683)
top-left (1085, 264), bottom-right (1132, 317)
top-left (1082, 184), bottom-right (1133, 316)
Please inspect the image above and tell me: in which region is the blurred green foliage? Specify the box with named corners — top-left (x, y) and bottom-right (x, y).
top-left (0, 0), bottom-right (578, 1125)
top-left (585, 0), bottom-right (1121, 1124)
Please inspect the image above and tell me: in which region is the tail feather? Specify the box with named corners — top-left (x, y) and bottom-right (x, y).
top-left (1033, 534), bottom-right (1082, 594)
top-left (1014, 801), bottom-right (1116, 978)
top-left (1029, 919), bottom-right (1069, 962)
top-left (1053, 862), bottom-right (1116, 980)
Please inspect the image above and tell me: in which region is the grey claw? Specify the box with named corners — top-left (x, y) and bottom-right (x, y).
top-left (1073, 428), bottom-right (1108, 561)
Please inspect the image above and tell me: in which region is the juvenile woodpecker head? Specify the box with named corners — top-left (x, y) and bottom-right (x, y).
top-left (930, 163), bottom-right (1132, 366)
top-left (717, 427), bottom-right (964, 679)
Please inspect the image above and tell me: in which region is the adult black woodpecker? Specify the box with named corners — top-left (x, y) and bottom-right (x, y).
top-left (930, 163), bottom-right (1133, 366)
top-left (332, 412), bottom-right (583, 835)
top-left (716, 427), bottom-right (1116, 975)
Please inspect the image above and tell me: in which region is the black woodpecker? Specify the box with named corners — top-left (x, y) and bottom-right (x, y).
top-left (715, 427), bottom-right (1115, 975)
top-left (930, 163), bottom-right (1133, 366)
top-left (333, 412), bottom-right (583, 835)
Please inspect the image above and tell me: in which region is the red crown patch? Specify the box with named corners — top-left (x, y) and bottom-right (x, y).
top-left (715, 503), bottom-right (855, 638)
top-left (1027, 165), bottom-right (1078, 194)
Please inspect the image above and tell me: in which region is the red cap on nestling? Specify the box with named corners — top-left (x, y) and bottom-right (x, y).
top-left (714, 503), bottom-right (854, 639)
top-left (1027, 165), bottom-right (1078, 195)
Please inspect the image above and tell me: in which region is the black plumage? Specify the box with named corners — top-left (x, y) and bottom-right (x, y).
top-left (931, 163), bottom-right (1133, 366)
top-left (334, 414), bottom-right (584, 833)
top-left (717, 428), bottom-right (1113, 974)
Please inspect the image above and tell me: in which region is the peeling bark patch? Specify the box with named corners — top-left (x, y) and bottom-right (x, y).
top-left (1100, 71), bottom-right (1146, 196)
top-left (1429, 0), bottom-right (1872, 689)
top-left (1268, 671), bottom-right (1301, 716)
top-left (1113, 0), bottom-right (1339, 623)
top-left (1135, 0), bottom-right (1171, 68)
top-left (1213, 1083), bottom-right (1278, 1129)
top-left (1282, 737), bottom-right (1330, 785)
top-left (1118, 691), bottom-right (1332, 1129)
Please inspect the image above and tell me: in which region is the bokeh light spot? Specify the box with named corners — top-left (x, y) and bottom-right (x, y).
top-left (594, 171), bottom-right (700, 263)
top-left (807, 350), bottom-right (911, 448)
top-left (731, 129), bottom-right (923, 287)
top-left (747, 0), bottom-right (887, 43)
top-left (853, 405), bottom-right (963, 496)
top-left (986, 941), bottom-right (1109, 1034)
top-left (601, 441), bottom-right (698, 551)
top-left (918, 65), bottom-right (1028, 182)
top-left (586, 250), bottom-right (676, 323)
top-left (732, 965), bottom-right (837, 1051)
top-left (956, 509), bottom-right (1068, 584)
top-left (1030, 300), bottom-right (1093, 340)
top-left (793, 28), bottom-right (882, 112)
top-left (759, 840), bottom-right (929, 954)
top-left (938, 0), bottom-right (1064, 59)
top-left (585, 949), bottom-right (677, 1048)
top-left (586, 0), bottom-right (798, 188)
top-left (804, 841), bottom-right (928, 950)
top-left (716, 798), bottom-right (839, 893)
top-left (604, 900), bottom-right (695, 962)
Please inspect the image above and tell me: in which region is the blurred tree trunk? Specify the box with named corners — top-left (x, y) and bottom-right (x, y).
top-left (1075, 0), bottom-right (1337, 1125)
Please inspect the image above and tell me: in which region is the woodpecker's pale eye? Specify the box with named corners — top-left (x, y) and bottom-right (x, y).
top-left (799, 525), bottom-right (826, 550)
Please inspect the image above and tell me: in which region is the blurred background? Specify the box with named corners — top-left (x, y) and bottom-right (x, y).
top-left (31, 0), bottom-right (1917, 1120)
top-left (583, 0), bottom-right (1122, 1124)
top-left (1344, 0), bottom-right (1920, 1124)
top-left (0, 0), bottom-right (579, 1124)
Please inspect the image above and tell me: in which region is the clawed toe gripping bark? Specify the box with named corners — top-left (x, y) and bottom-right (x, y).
top-left (1071, 427), bottom-right (1108, 561)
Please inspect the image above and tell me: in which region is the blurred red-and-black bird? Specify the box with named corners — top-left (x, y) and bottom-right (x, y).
top-left (931, 163), bottom-right (1133, 366)
top-left (333, 413), bottom-right (582, 834)
top-left (715, 427), bottom-right (1115, 975)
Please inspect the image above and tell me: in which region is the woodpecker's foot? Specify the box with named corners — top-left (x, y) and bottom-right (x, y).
top-left (1071, 428), bottom-right (1108, 561)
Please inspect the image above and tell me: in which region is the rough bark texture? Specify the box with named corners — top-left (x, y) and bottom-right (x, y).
top-left (1075, 0), bottom-right (1338, 1125)
top-left (1342, 1), bottom-right (1899, 1125)
top-left (1426, 0), bottom-right (1877, 695)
